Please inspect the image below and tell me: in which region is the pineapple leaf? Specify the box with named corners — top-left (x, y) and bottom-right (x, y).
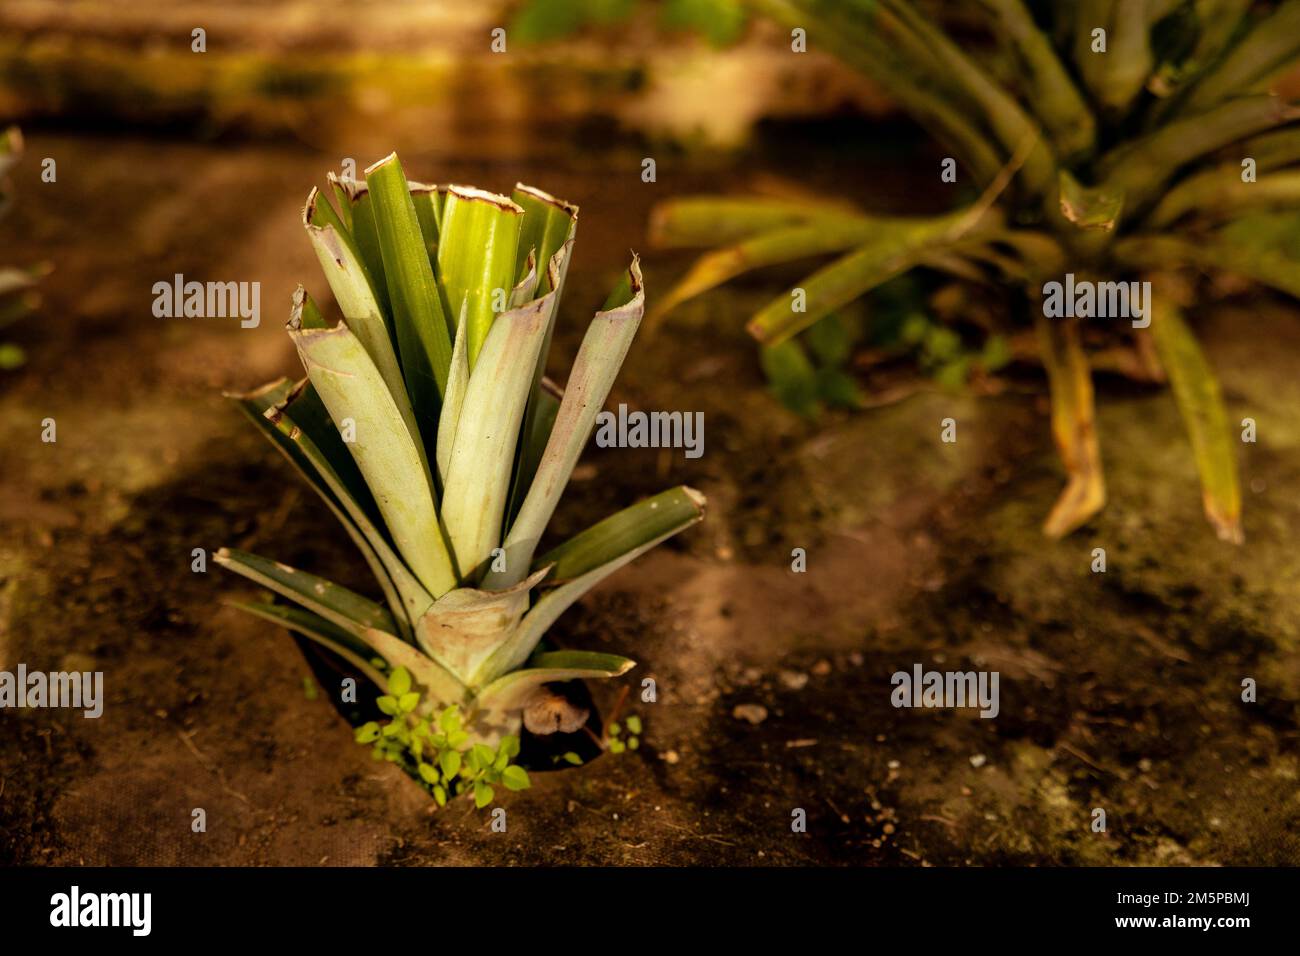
top-left (476, 652), bottom-right (635, 715)
top-left (1147, 164), bottom-right (1300, 227)
top-left (261, 380), bottom-right (434, 631)
top-left (1148, 290), bottom-right (1242, 543)
top-left (214, 548), bottom-right (398, 639)
top-left (976, 0), bottom-right (1095, 158)
top-left (440, 292), bottom-right (553, 581)
top-left (1177, 1), bottom-right (1300, 115)
top-left (436, 302), bottom-right (471, 490)
top-left (1100, 94), bottom-right (1300, 214)
top-left (343, 185), bottom-right (393, 319)
top-left (1058, 170), bottom-right (1125, 232)
top-left (649, 216), bottom-right (878, 326)
top-left (415, 568), bottom-right (551, 685)
top-left (290, 320), bottom-right (457, 596)
top-left (1036, 316), bottom-right (1106, 538)
top-left (648, 194), bottom-right (855, 248)
top-left (489, 257), bottom-right (645, 588)
top-left (480, 486), bottom-right (704, 683)
top-left (438, 186), bottom-right (524, 367)
top-left (506, 240), bottom-right (578, 528)
top-left (303, 191), bottom-right (405, 400)
top-left (746, 210), bottom-right (969, 345)
top-left (362, 627), bottom-right (466, 709)
top-left (365, 153), bottom-right (454, 421)
top-left (533, 484), bottom-right (706, 583)
top-left (227, 378), bottom-right (419, 638)
top-left (512, 184), bottom-right (578, 297)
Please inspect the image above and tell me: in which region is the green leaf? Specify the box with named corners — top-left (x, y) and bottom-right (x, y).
top-left (433, 784), bottom-right (447, 806)
top-left (302, 193), bottom-right (412, 421)
top-left (1176, 2), bottom-right (1300, 115)
top-left (399, 692), bottom-right (421, 713)
top-left (505, 381), bottom-right (562, 531)
top-left (500, 735), bottom-right (521, 759)
top-left (214, 547), bottom-right (397, 640)
top-left (815, 368), bottom-right (865, 409)
top-left (354, 722), bottom-right (381, 744)
top-left (361, 626), bottom-right (466, 711)
top-left (418, 762), bottom-right (439, 785)
top-left (365, 153), bottom-right (454, 415)
top-left (435, 303), bottom-right (471, 490)
top-left (1100, 95), bottom-right (1299, 213)
top-left (476, 651), bottom-right (636, 714)
top-left (474, 781), bottom-right (494, 809)
top-left (440, 705), bottom-right (462, 734)
top-left (487, 258), bottom-right (645, 587)
top-left (760, 339), bottom-right (821, 417)
top-left (608, 738), bottom-right (626, 754)
top-left (626, 715), bottom-right (642, 734)
top-left (746, 210), bottom-right (970, 346)
top-left (289, 321), bottom-right (457, 596)
top-left (439, 292), bottom-right (553, 580)
top-left (1149, 293), bottom-right (1242, 543)
top-left (608, 721), bottom-right (622, 737)
top-left (480, 488), bottom-right (704, 681)
top-left (562, 752), bottom-right (583, 766)
top-left (649, 195), bottom-right (861, 249)
top-left (238, 378), bottom-right (433, 634)
top-left (438, 186), bottom-right (524, 368)
top-left (226, 379), bottom-right (422, 636)
top-left (472, 743), bottom-right (496, 772)
top-left (512, 184), bottom-right (578, 298)
top-left (440, 750), bottom-right (462, 779)
top-left (388, 666), bottom-right (412, 697)
top-left (415, 569), bottom-right (548, 686)
top-left (649, 217), bottom-right (875, 328)
top-left (376, 695), bottom-right (399, 716)
top-left (501, 765), bottom-right (531, 792)
top-left (976, 0), bottom-right (1096, 157)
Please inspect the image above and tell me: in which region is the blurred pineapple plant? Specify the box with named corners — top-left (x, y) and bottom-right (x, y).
top-left (217, 153), bottom-right (704, 801)
top-left (1, 127), bottom-right (44, 370)
top-left (651, 0), bottom-right (1300, 543)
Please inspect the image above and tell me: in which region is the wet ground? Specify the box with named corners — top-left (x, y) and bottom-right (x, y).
top-left (1, 130), bottom-right (1298, 866)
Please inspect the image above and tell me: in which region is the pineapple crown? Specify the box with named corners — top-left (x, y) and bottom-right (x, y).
top-left (218, 153), bottom-right (704, 742)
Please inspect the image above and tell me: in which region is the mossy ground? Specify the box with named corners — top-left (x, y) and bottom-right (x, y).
top-left (0, 131), bottom-right (1297, 865)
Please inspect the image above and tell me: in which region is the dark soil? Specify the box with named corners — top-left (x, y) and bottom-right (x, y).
top-left (1, 131), bottom-right (1298, 866)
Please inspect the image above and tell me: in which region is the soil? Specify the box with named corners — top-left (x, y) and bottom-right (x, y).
top-left (1, 129), bottom-right (1298, 866)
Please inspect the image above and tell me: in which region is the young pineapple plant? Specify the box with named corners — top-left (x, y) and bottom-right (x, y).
top-left (0, 127), bottom-right (43, 370)
top-left (651, 0), bottom-right (1300, 543)
top-left (218, 153), bottom-right (704, 800)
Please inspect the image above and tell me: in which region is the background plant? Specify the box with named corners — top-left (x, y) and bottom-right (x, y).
top-left (217, 153), bottom-right (705, 786)
top-left (649, 0), bottom-right (1300, 543)
top-left (0, 127), bottom-right (43, 370)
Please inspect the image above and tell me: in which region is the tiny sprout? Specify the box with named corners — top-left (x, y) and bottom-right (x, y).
top-left (351, 681), bottom-right (530, 812)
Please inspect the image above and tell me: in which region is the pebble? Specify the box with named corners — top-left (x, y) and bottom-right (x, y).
top-left (970, 754), bottom-right (987, 768)
top-left (811, 659), bottom-right (832, 676)
top-left (778, 669), bottom-right (809, 691)
top-left (732, 703), bottom-right (769, 725)
top-left (662, 750), bottom-right (680, 765)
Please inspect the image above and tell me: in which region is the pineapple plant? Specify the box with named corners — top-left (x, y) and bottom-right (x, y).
top-left (217, 153), bottom-right (704, 800)
top-left (649, 0), bottom-right (1300, 543)
top-left (1, 127), bottom-right (43, 370)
